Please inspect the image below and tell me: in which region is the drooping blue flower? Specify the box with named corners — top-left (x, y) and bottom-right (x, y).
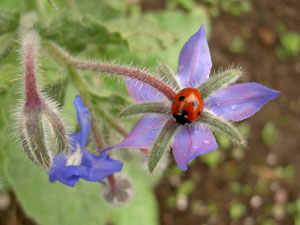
top-left (48, 96), bottom-right (123, 187)
top-left (101, 25), bottom-right (281, 171)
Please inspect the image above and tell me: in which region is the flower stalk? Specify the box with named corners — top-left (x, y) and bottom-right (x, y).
top-left (44, 41), bottom-right (176, 101)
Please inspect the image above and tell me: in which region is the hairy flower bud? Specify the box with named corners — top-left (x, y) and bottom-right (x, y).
top-left (17, 31), bottom-right (69, 169)
top-left (101, 174), bottom-right (133, 206)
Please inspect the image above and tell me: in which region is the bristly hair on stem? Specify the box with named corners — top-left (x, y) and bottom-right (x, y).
top-left (44, 41), bottom-right (177, 101)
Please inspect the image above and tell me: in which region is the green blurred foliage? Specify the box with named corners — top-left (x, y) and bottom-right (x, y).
top-left (202, 150), bottom-right (223, 168)
top-left (198, 0), bottom-right (252, 17)
top-left (229, 200), bottom-right (246, 220)
top-left (261, 121), bottom-right (277, 147)
top-left (38, 12), bottom-right (128, 53)
top-left (276, 23), bottom-right (300, 61)
top-left (286, 198), bottom-right (300, 225)
top-left (228, 35), bottom-right (244, 53)
top-left (177, 180), bottom-right (195, 195)
top-left (0, 11), bottom-right (20, 34)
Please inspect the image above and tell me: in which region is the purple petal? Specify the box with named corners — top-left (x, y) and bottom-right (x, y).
top-left (48, 164), bottom-right (88, 187)
top-left (178, 25), bottom-right (212, 88)
top-left (204, 82), bottom-right (281, 121)
top-left (172, 124), bottom-right (218, 171)
top-left (48, 152), bottom-right (122, 187)
top-left (73, 96), bottom-right (91, 148)
top-left (86, 153), bottom-right (123, 181)
top-left (126, 78), bottom-right (166, 103)
top-left (100, 114), bottom-right (168, 151)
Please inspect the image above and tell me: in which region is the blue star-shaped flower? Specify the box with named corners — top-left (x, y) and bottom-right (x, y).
top-left (48, 96), bottom-right (123, 187)
top-left (100, 25), bottom-right (281, 171)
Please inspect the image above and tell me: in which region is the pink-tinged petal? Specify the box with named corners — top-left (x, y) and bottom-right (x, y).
top-left (172, 124), bottom-right (218, 171)
top-left (126, 78), bottom-right (166, 103)
top-left (204, 82), bottom-right (281, 121)
top-left (178, 25), bottom-right (212, 88)
top-left (100, 114), bottom-right (168, 151)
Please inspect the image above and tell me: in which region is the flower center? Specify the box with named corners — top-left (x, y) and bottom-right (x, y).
top-left (66, 144), bottom-right (83, 166)
top-left (171, 87), bottom-right (204, 125)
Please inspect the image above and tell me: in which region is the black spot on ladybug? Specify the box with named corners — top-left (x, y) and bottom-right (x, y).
top-left (192, 101), bottom-right (199, 107)
top-left (180, 110), bottom-right (188, 116)
top-left (178, 96), bottom-right (185, 101)
top-left (197, 111), bottom-right (200, 116)
top-left (173, 114), bottom-right (191, 125)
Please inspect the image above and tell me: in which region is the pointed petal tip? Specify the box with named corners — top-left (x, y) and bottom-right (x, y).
top-left (178, 23), bottom-right (212, 88)
top-left (274, 90), bottom-right (282, 97)
top-left (98, 146), bottom-right (115, 152)
top-left (172, 125), bottom-right (218, 172)
top-left (177, 164), bottom-right (188, 171)
top-left (198, 24), bottom-right (205, 33)
top-left (205, 83), bottom-right (281, 122)
top-left (74, 95), bottom-right (83, 106)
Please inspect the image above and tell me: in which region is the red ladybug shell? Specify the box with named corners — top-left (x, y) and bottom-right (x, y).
top-left (171, 88), bottom-right (204, 125)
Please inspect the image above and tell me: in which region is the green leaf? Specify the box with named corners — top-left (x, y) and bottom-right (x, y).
top-left (106, 9), bottom-right (210, 67)
top-left (148, 119), bottom-right (179, 173)
top-left (0, 32), bottom-right (15, 58)
top-left (39, 12), bottom-right (128, 53)
top-left (0, 64), bottom-right (19, 94)
top-left (0, 11), bottom-right (20, 35)
top-left (110, 160), bottom-right (159, 225)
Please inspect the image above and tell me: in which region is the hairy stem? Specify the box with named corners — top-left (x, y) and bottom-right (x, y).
top-left (44, 41), bottom-right (176, 101)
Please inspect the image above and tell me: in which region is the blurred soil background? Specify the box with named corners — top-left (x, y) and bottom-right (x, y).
top-left (0, 0), bottom-right (300, 225)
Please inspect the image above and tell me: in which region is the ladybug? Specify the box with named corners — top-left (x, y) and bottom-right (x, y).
top-left (171, 88), bottom-right (204, 125)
